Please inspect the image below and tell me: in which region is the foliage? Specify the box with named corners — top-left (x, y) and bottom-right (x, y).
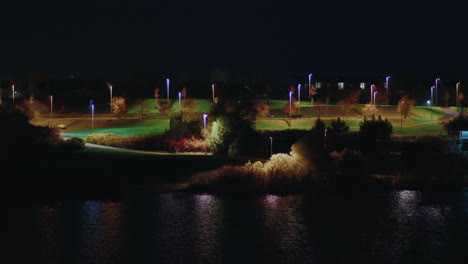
top-left (60, 137), bottom-right (86, 151)
top-left (85, 133), bottom-right (206, 152)
top-left (111, 96), bottom-right (128, 119)
top-left (328, 117), bottom-right (350, 134)
top-left (443, 111), bottom-right (468, 132)
top-left (338, 89), bottom-right (361, 117)
top-left (397, 95), bottom-right (415, 119)
top-left (282, 98), bottom-right (298, 116)
top-left (136, 98), bottom-right (150, 119)
top-left (359, 115), bottom-right (393, 142)
top-left (166, 112), bottom-right (201, 139)
top-left (156, 99), bottom-right (173, 116)
top-left (207, 112), bottom-right (261, 156)
top-left (444, 91), bottom-right (450, 107)
top-left (255, 101), bottom-right (270, 118)
top-left (362, 103), bottom-right (378, 116)
top-left (181, 97), bottom-right (198, 117)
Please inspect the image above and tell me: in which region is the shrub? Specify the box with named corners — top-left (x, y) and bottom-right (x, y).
top-left (166, 113), bottom-right (201, 139)
top-left (329, 148), bottom-right (365, 181)
top-left (60, 137), bottom-right (85, 151)
top-left (157, 99), bottom-right (173, 116)
top-left (111, 96), bottom-right (128, 119)
top-left (359, 115), bottom-right (393, 142)
top-left (328, 117), bottom-right (349, 134)
top-left (443, 111), bottom-right (468, 132)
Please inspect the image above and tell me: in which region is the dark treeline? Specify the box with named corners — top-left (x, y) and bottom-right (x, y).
top-left (1, 70), bottom-right (467, 108)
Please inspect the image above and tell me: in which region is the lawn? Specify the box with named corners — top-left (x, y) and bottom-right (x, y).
top-left (52, 99), bottom-right (452, 137)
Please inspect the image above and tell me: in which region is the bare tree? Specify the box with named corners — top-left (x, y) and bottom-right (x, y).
top-left (397, 95), bottom-right (415, 119)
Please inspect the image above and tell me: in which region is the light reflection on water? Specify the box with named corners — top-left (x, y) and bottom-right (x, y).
top-left (26, 189), bottom-right (467, 264)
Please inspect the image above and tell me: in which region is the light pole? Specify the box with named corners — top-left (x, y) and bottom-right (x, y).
top-left (166, 78), bottom-right (170, 100)
top-left (269, 136), bottom-right (273, 157)
top-left (289, 90), bottom-right (292, 119)
top-left (456, 82), bottom-right (460, 107)
top-left (109, 84), bottom-right (113, 114)
top-left (203, 113), bottom-right (208, 154)
top-left (12, 85), bottom-right (15, 103)
top-left (385, 76), bottom-right (390, 105)
top-left (178, 92), bottom-right (182, 112)
top-left (49, 95), bottom-right (53, 126)
top-left (373, 91), bottom-right (378, 106)
top-left (90, 100), bottom-right (95, 134)
top-left (430, 86), bottom-right (435, 107)
top-left (435, 78), bottom-right (440, 106)
top-left (370, 84), bottom-right (375, 104)
top-left (212, 83), bottom-right (215, 101)
top-left (308, 73), bottom-right (312, 99)
top-left (297, 84), bottom-right (301, 114)
top-left (400, 100), bottom-right (405, 133)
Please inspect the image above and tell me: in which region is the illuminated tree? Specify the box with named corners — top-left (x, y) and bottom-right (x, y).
top-left (136, 98), bottom-right (150, 119)
top-left (255, 101), bottom-right (270, 118)
top-left (397, 95), bottom-right (415, 119)
top-left (157, 99), bottom-right (173, 116)
top-left (154, 87), bottom-right (160, 99)
top-left (338, 89), bottom-right (361, 118)
top-left (283, 98), bottom-right (298, 116)
top-left (181, 87), bottom-right (188, 99)
top-left (362, 103), bottom-right (378, 117)
top-left (181, 98), bottom-right (198, 117)
top-left (111, 96), bottom-right (128, 119)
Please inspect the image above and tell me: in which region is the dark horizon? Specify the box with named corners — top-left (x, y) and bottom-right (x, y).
top-left (1, 1), bottom-right (467, 79)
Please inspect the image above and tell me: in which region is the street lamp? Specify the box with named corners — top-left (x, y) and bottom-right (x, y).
top-left (430, 86), bottom-right (435, 107)
top-left (178, 92), bottom-right (182, 112)
top-left (90, 100), bottom-right (95, 134)
top-left (400, 100), bottom-right (405, 133)
top-left (269, 136), bottom-right (273, 157)
top-left (109, 84), bottom-right (113, 114)
top-left (12, 85), bottom-right (15, 103)
top-left (370, 84), bottom-right (375, 104)
top-left (456, 82), bottom-right (461, 107)
top-left (308, 73), bottom-right (312, 99)
top-left (49, 95), bottom-right (53, 126)
top-left (212, 83), bottom-right (215, 101)
top-left (166, 78), bottom-right (170, 100)
top-left (203, 113), bottom-right (208, 154)
top-left (373, 91), bottom-right (378, 106)
top-left (385, 76), bottom-right (390, 105)
top-left (435, 78), bottom-right (440, 106)
top-left (297, 84), bottom-right (301, 114)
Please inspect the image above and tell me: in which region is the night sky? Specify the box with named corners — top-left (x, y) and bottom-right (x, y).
top-left (1, 0), bottom-right (467, 77)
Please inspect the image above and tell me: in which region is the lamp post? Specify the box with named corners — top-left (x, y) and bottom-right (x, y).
top-left (456, 82), bottom-right (460, 107)
top-left (385, 76), bottom-right (390, 105)
top-left (109, 84), bottom-right (113, 114)
top-left (373, 91), bottom-right (378, 106)
top-left (435, 78), bottom-right (440, 106)
top-left (308, 73), bottom-right (312, 99)
top-left (430, 86), bottom-right (435, 107)
top-left (288, 91), bottom-right (293, 127)
top-left (12, 85), bottom-right (15, 103)
top-left (90, 100), bottom-right (95, 134)
top-left (269, 136), bottom-right (273, 157)
top-left (212, 84), bottom-right (215, 101)
top-left (400, 100), bottom-right (405, 133)
top-left (49, 95), bottom-right (53, 126)
top-left (297, 84), bottom-right (301, 114)
top-left (370, 84), bottom-right (375, 104)
top-left (166, 78), bottom-right (170, 100)
top-left (203, 113), bottom-right (208, 154)
top-left (178, 92), bottom-right (182, 112)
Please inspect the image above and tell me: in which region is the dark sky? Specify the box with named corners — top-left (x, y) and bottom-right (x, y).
top-left (1, 0), bottom-right (467, 78)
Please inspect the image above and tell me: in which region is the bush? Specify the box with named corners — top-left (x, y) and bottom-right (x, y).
top-left (443, 111), bottom-right (468, 132)
top-left (328, 117), bottom-right (349, 134)
top-left (60, 137), bottom-right (85, 151)
top-left (330, 148), bottom-right (366, 181)
top-left (165, 113), bottom-right (201, 139)
top-left (359, 115), bottom-right (393, 142)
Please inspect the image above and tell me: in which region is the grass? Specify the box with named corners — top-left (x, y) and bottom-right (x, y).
top-left (49, 99), bottom-right (454, 137)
